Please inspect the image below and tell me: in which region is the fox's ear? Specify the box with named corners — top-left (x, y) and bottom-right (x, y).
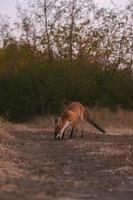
top-left (54, 117), bottom-right (60, 125)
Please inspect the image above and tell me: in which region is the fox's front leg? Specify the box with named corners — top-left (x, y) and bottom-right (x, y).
top-left (69, 122), bottom-right (77, 138)
top-left (80, 121), bottom-right (84, 138)
top-left (69, 126), bottom-right (75, 138)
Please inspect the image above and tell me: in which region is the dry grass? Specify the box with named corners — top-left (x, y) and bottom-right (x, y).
top-left (13, 115), bottom-right (54, 132)
top-left (90, 107), bottom-right (133, 134)
top-left (11, 115), bottom-right (54, 134)
top-left (27, 115), bottom-right (54, 129)
top-left (1, 107), bottom-right (133, 136)
top-left (91, 107), bottom-right (133, 128)
top-left (16, 108), bottom-right (133, 135)
top-left (0, 117), bottom-right (14, 160)
top-left (0, 118), bottom-right (25, 187)
top-left (0, 117), bottom-right (13, 143)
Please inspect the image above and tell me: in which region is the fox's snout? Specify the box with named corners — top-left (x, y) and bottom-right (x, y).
top-left (54, 129), bottom-right (64, 140)
top-left (54, 130), bottom-right (60, 139)
top-left (54, 132), bottom-right (63, 140)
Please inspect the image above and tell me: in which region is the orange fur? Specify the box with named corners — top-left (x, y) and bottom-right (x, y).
top-left (54, 102), bottom-right (106, 140)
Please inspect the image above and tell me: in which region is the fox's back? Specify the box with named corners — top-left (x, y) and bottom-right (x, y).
top-left (62, 102), bottom-right (84, 122)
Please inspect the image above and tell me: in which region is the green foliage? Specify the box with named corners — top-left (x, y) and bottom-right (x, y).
top-left (0, 44), bottom-right (133, 121)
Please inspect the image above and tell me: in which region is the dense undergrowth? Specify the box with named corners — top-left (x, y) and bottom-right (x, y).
top-left (0, 44), bottom-right (133, 121)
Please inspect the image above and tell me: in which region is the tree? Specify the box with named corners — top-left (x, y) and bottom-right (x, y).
top-left (0, 15), bottom-right (14, 48)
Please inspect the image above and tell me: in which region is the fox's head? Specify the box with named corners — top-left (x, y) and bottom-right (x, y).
top-left (54, 117), bottom-right (69, 140)
top-left (54, 117), bottom-right (62, 138)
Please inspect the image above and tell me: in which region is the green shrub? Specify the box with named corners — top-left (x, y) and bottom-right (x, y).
top-left (0, 44), bottom-right (133, 121)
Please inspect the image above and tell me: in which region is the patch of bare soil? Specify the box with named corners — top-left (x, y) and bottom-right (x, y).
top-left (0, 128), bottom-right (133, 200)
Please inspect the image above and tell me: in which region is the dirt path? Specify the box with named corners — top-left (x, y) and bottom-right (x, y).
top-left (0, 128), bottom-right (133, 200)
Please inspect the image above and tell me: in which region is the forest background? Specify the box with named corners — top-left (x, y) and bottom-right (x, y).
top-left (0, 0), bottom-right (133, 121)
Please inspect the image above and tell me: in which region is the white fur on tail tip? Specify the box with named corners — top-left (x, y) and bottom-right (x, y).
top-left (56, 121), bottom-right (69, 139)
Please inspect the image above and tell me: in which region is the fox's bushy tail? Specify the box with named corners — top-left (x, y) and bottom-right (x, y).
top-left (84, 108), bottom-right (106, 134)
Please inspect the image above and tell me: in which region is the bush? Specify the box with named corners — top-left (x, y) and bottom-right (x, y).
top-left (0, 44), bottom-right (133, 121)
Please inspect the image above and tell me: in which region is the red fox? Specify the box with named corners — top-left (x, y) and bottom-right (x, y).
top-left (54, 102), bottom-right (106, 140)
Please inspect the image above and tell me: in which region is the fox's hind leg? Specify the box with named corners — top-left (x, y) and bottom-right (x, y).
top-left (80, 120), bottom-right (84, 138)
